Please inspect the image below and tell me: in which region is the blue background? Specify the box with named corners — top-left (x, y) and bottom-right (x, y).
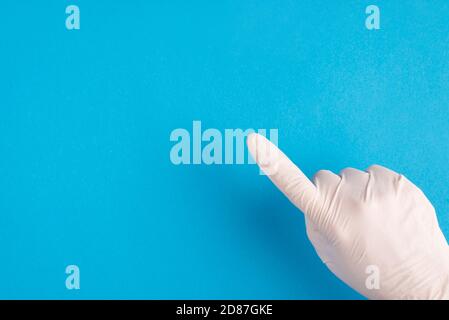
top-left (1, 0), bottom-right (449, 299)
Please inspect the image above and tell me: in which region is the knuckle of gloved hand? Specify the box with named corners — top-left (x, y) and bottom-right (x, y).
top-left (367, 164), bottom-right (381, 172)
top-left (313, 170), bottom-right (334, 187)
top-left (339, 167), bottom-right (353, 176)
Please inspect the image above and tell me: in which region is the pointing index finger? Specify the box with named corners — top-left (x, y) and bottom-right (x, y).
top-left (247, 133), bottom-right (318, 215)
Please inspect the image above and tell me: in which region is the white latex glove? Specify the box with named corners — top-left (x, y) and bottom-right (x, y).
top-left (247, 133), bottom-right (449, 299)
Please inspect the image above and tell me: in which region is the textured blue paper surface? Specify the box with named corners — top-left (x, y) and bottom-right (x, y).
top-left (0, 0), bottom-right (448, 299)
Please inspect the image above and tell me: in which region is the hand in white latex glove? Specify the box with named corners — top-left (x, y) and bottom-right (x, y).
top-left (247, 133), bottom-right (449, 299)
